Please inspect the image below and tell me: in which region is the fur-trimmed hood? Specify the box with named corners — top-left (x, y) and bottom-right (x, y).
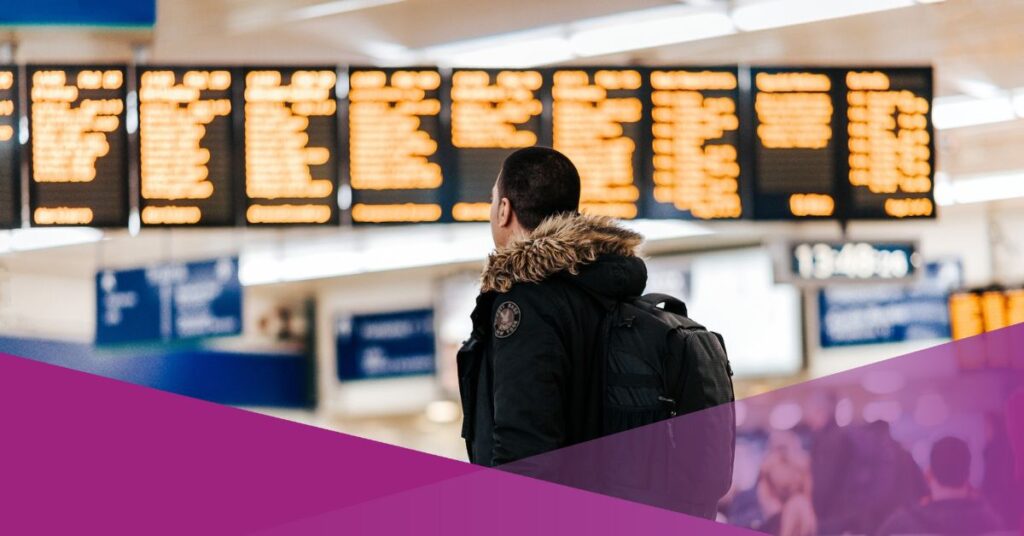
top-left (481, 213), bottom-right (647, 295)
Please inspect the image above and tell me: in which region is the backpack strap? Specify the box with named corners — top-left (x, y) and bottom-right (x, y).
top-left (638, 293), bottom-right (688, 317)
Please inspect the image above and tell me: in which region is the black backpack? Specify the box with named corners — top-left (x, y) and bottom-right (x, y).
top-left (596, 293), bottom-right (737, 517)
top-left (601, 293), bottom-right (735, 431)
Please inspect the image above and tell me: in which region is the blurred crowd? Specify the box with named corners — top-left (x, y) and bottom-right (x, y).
top-left (719, 399), bottom-right (1023, 536)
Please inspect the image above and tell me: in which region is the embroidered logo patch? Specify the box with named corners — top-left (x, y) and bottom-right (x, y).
top-left (493, 301), bottom-right (521, 338)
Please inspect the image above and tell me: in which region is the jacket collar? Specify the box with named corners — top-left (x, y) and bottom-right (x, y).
top-left (480, 213), bottom-right (643, 294)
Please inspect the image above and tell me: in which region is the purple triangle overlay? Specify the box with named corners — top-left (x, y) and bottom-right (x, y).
top-left (0, 325), bottom-right (1022, 535)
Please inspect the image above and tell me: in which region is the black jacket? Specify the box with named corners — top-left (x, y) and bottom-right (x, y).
top-left (457, 213), bottom-right (647, 466)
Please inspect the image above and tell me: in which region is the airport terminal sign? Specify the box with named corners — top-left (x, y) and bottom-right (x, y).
top-left (96, 257), bottom-right (242, 345)
top-left (335, 309), bottom-right (436, 381)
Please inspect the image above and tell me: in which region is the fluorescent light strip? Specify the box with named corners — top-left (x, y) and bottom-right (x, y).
top-left (290, 0), bottom-right (405, 21)
top-left (932, 95), bottom-right (1016, 130)
top-left (418, 0), bottom-right (931, 67)
top-left (0, 228), bottom-right (104, 255)
top-left (421, 29), bottom-right (573, 68)
top-left (570, 11), bottom-right (736, 57)
top-left (939, 171), bottom-right (1024, 206)
top-left (730, 0), bottom-right (914, 32)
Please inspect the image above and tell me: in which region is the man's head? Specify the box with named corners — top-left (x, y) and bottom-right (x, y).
top-left (927, 436), bottom-right (972, 498)
top-left (490, 146), bottom-right (580, 248)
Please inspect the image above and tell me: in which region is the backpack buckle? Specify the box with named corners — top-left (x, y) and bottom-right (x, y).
top-left (658, 395), bottom-right (677, 417)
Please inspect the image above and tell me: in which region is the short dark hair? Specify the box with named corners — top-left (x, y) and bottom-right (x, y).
top-left (497, 146), bottom-right (580, 230)
top-left (930, 436), bottom-right (971, 488)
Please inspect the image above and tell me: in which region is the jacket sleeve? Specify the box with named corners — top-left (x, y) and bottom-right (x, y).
top-left (490, 284), bottom-right (568, 466)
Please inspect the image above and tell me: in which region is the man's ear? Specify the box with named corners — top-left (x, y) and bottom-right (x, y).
top-left (498, 198), bottom-right (513, 227)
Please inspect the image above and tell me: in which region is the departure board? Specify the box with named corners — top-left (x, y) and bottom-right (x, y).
top-left (348, 68), bottom-right (445, 223)
top-left (28, 65), bottom-right (128, 227)
top-left (646, 68), bottom-right (742, 220)
top-left (243, 67), bottom-right (338, 225)
top-left (552, 69), bottom-right (644, 219)
top-left (0, 67), bottom-right (20, 228)
top-left (449, 69), bottom-right (544, 222)
top-left (750, 68), bottom-right (838, 220)
top-left (949, 288), bottom-right (1024, 340)
top-left (138, 67), bottom-right (236, 226)
top-left (842, 68), bottom-right (934, 219)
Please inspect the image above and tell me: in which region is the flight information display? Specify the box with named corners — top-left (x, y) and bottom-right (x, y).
top-left (243, 67), bottom-right (338, 225)
top-left (348, 68), bottom-right (444, 224)
top-left (750, 68), bottom-right (838, 220)
top-left (552, 68), bottom-right (644, 219)
top-left (28, 65), bottom-right (128, 227)
top-left (449, 69), bottom-right (544, 222)
top-left (646, 68), bottom-right (742, 220)
top-left (0, 67), bottom-right (20, 228)
top-left (949, 288), bottom-right (1024, 341)
top-left (138, 67), bottom-right (235, 226)
top-left (842, 68), bottom-right (934, 219)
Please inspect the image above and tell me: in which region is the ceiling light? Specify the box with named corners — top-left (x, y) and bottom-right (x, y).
top-left (731, 0), bottom-right (914, 32)
top-left (0, 228), bottom-right (104, 254)
top-left (932, 95), bottom-right (1016, 130)
top-left (942, 171), bottom-right (1024, 205)
top-left (570, 10), bottom-right (735, 57)
top-left (422, 31), bottom-right (574, 68)
top-left (290, 0), bottom-right (405, 21)
top-left (1013, 90), bottom-right (1024, 118)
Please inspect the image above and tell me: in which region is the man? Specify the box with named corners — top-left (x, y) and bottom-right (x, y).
top-left (457, 146), bottom-right (647, 467)
top-left (876, 436), bottom-right (1002, 535)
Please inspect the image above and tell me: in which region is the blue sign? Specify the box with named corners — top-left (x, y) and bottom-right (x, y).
top-left (336, 309), bottom-right (436, 381)
top-left (96, 257), bottom-right (242, 345)
top-left (0, 1), bottom-right (156, 27)
top-left (819, 259), bottom-right (962, 347)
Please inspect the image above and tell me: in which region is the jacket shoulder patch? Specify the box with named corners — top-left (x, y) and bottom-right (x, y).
top-left (493, 301), bottom-right (521, 339)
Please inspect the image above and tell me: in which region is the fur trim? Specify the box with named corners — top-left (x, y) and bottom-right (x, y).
top-left (481, 213), bottom-right (643, 293)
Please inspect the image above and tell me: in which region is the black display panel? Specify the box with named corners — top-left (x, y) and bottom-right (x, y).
top-left (551, 68), bottom-right (645, 220)
top-left (242, 67), bottom-right (339, 225)
top-left (449, 69), bottom-right (545, 222)
top-left (28, 65), bottom-right (129, 227)
top-left (347, 67), bottom-right (445, 224)
top-left (0, 66), bottom-right (21, 228)
top-left (138, 67), bottom-right (236, 226)
top-left (644, 67), bottom-right (743, 220)
top-left (840, 67), bottom-right (935, 219)
top-left (749, 67), bottom-right (839, 220)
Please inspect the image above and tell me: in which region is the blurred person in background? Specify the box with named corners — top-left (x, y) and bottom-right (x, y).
top-left (876, 436), bottom-right (1001, 536)
top-left (754, 431), bottom-right (817, 536)
top-left (456, 147), bottom-right (648, 466)
top-left (802, 392), bottom-right (855, 533)
top-left (982, 411), bottom-right (1020, 529)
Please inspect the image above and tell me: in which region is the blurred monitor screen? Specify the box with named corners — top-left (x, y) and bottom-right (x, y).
top-left (138, 67), bottom-right (237, 226)
top-left (347, 68), bottom-right (445, 224)
top-left (648, 248), bottom-right (803, 377)
top-left (242, 67), bottom-right (339, 225)
top-left (551, 68), bottom-right (644, 220)
top-left (644, 67), bottom-right (744, 220)
top-left (449, 69), bottom-right (545, 222)
top-left (0, 66), bottom-right (20, 228)
top-left (28, 65), bottom-right (129, 227)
